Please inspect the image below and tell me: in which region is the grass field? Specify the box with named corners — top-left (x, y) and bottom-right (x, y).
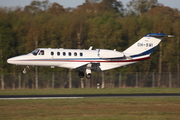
top-left (1, 97), bottom-right (180, 120)
top-left (1, 88), bottom-right (180, 95)
top-left (1, 88), bottom-right (180, 120)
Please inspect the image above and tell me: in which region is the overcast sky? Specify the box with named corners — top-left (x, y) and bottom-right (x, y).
top-left (0, 0), bottom-right (179, 10)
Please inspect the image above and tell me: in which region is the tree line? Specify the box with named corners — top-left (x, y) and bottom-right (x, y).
top-left (0, 0), bottom-right (179, 85)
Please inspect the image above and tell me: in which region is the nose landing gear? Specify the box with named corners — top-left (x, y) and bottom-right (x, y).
top-left (23, 66), bottom-right (30, 74)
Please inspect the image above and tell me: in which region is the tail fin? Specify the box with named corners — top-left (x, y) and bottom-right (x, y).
top-left (123, 33), bottom-right (166, 57)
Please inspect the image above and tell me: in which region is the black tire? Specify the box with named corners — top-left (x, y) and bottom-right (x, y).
top-left (78, 72), bottom-right (84, 78)
top-left (86, 73), bottom-right (92, 79)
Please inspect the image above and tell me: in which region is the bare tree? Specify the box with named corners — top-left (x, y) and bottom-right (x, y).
top-left (127, 0), bottom-right (157, 16)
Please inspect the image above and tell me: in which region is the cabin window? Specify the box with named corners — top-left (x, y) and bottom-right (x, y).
top-left (51, 52), bottom-right (54, 56)
top-left (57, 52), bottom-right (60, 56)
top-left (31, 49), bottom-right (39, 56)
top-left (39, 50), bottom-right (44, 55)
top-left (63, 52), bottom-right (66, 56)
top-left (80, 52), bottom-right (83, 57)
top-left (69, 52), bottom-right (71, 56)
top-left (74, 52), bottom-right (77, 56)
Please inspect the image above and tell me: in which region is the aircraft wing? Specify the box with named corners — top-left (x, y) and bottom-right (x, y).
top-left (75, 62), bottom-right (101, 72)
top-left (74, 62), bottom-right (90, 69)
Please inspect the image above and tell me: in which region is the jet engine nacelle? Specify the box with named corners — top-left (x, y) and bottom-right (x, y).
top-left (98, 49), bottom-right (124, 59)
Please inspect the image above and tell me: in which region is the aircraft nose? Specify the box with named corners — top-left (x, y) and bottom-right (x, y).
top-left (7, 57), bottom-right (18, 64)
top-left (7, 58), bottom-right (14, 64)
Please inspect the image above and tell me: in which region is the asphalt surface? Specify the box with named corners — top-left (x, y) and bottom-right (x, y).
top-left (0, 93), bottom-right (180, 99)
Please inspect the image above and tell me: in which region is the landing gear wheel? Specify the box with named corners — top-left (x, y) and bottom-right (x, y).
top-left (78, 72), bottom-right (84, 78)
top-left (22, 66), bottom-right (30, 74)
top-left (23, 68), bottom-right (27, 74)
top-left (86, 73), bottom-right (92, 79)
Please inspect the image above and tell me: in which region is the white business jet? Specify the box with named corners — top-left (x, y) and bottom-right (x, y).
top-left (7, 33), bottom-right (169, 79)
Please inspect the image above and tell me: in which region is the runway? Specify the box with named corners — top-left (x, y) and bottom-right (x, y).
top-left (0, 93), bottom-right (180, 100)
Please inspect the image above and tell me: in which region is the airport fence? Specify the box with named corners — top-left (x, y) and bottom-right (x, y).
top-left (0, 72), bottom-right (180, 89)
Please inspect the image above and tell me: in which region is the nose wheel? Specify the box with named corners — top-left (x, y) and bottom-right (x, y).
top-left (23, 68), bottom-right (27, 74)
top-left (23, 66), bottom-right (30, 74)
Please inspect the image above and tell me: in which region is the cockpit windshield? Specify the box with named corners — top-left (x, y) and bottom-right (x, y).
top-left (31, 49), bottom-right (40, 56)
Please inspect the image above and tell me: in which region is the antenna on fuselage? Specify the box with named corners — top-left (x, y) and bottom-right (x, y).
top-left (89, 46), bottom-right (93, 50)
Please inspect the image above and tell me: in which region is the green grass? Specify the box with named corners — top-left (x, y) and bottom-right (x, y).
top-left (0, 88), bottom-right (180, 95)
top-left (0, 97), bottom-right (180, 120)
top-left (1, 88), bottom-right (180, 120)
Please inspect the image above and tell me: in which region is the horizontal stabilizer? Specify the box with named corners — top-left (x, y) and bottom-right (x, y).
top-left (146, 33), bottom-right (166, 38)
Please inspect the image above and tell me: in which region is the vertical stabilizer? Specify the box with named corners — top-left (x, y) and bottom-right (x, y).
top-left (123, 33), bottom-right (166, 57)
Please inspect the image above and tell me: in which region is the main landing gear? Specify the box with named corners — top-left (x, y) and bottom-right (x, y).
top-left (86, 73), bottom-right (92, 79)
top-left (78, 71), bottom-right (92, 79)
top-left (85, 63), bottom-right (92, 79)
top-left (78, 71), bottom-right (84, 78)
top-left (23, 66), bottom-right (30, 74)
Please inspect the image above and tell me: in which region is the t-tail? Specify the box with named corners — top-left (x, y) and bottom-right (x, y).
top-left (123, 33), bottom-right (166, 60)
